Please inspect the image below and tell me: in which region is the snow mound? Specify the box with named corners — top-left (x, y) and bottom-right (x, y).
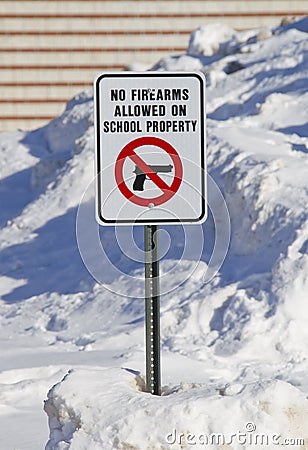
top-left (0, 16), bottom-right (308, 450)
top-left (45, 368), bottom-right (308, 450)
top-left (188, 23), bottom-right (237, 56)
top-left (42, 17), bottom-right (308, 449)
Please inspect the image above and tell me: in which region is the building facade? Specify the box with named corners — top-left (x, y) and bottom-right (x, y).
top-left (0, 0), bottom-right (307, 131)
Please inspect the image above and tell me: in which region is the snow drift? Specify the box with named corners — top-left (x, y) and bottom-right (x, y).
top-left (0, 17), bottom-right (307, 450)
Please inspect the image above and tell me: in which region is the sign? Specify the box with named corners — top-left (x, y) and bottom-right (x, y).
top-left (95, 71), bottom-right (206, 225)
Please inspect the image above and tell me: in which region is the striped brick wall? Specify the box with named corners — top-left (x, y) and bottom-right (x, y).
top-left (1, 0), bottom-right (307, 131)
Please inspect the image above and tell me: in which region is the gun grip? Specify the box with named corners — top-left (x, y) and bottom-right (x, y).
top-left (133, 174), bottom-right (146, 191)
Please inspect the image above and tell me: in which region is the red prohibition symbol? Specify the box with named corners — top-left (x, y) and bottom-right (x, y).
top-left (115, 136), bottom-right (183, 207)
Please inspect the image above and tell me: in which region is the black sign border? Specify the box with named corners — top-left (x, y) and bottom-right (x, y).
top-left (95, 72), bottom-right (206, 225)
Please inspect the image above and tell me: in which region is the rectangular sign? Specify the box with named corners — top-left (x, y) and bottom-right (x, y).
top-left (95, 71), bottom-right (206, 225)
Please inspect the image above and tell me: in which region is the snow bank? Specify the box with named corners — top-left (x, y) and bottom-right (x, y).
top-left (0, 16), bottom-right (308, 450)
top-left (45, 368), bottom-right (308, 450)
top-left (43, 18), bottom-right (308, 449)
top-left (188, 23), bottom-right (237, 56)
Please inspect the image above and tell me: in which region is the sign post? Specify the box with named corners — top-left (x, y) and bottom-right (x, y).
top-left (144, 225), bottom-right (161, 395)
top-left (94, 71), bottom-right (206, 395)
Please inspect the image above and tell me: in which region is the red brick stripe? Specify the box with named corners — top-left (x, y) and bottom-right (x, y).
top-left (0, 116), bottom-right (56, 120)
top-left (0, 82), bottom-right (91, 86)
top-left (0, 99), bottom-right (69, 103)
top-left (5, 0), bottom-right (303, 2)
top-left (0, 30), bottom-right (191, 36)
top-left (0, 47), bottom-right (186, 52)
top-left (0, 12), bottom-right (306, 18)
top-left (0, 64), bottom-right (125, 69)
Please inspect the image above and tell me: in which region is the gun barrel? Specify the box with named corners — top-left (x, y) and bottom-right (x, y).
top-left (149, 164), bottom-right (173, 173)
top-left (133, 164), bottom-right (173, 175)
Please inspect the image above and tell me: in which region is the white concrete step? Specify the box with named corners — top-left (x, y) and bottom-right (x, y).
top-left (0, 48), bottom-right (184, 65)
top-left (0, 118), bottom-right (53, 131)
top-left (1, 0), bottom-right (307, 131)
top-left (1, 1), bottom-right (306, 15)
top-left (0, 32), bottom-right (191, 49)
top-left (0, 84), bottom-right (90, 100)
top-left (0, 14), bottom-right (300, 33)
top-left (0, 100), bottom-right (68, 117)
top-left (0, 67), bottom-right (122, 83)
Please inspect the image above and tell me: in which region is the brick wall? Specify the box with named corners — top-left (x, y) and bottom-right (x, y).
top-left (0, 0), bottom-right (307, 131)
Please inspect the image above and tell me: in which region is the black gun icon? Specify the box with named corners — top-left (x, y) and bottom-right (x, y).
top-left (133, 164), bottom-right (173, 191)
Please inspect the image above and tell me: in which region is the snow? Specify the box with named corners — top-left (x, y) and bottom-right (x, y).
top-left (187, 23), bottom-right (236, 56)
top-left (0, 17), bottom-right (308, 450)
top-left (44, 369), bottom-right (308, 450)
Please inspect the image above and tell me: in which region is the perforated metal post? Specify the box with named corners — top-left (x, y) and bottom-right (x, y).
top-left (144, 225), bottom-right (161, 395)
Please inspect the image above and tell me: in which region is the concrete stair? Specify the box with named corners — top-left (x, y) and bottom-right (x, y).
top-left (0, 0), bottom-right (307, 131)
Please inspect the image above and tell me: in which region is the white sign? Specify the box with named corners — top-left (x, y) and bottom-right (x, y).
top-left (94, 71), bottom-right (207, 225)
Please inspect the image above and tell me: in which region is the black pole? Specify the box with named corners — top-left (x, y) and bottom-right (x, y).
top-left (144, 224), bottom-right (161, 395)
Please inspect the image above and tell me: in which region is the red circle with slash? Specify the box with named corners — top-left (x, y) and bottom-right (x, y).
top-left (115, 136), bottom-right (183, 207)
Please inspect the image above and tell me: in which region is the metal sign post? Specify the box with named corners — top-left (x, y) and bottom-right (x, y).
top-left (144, 225), bottom-right (161, 395)
top-left (94, 71), bottom-right (207, 396)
